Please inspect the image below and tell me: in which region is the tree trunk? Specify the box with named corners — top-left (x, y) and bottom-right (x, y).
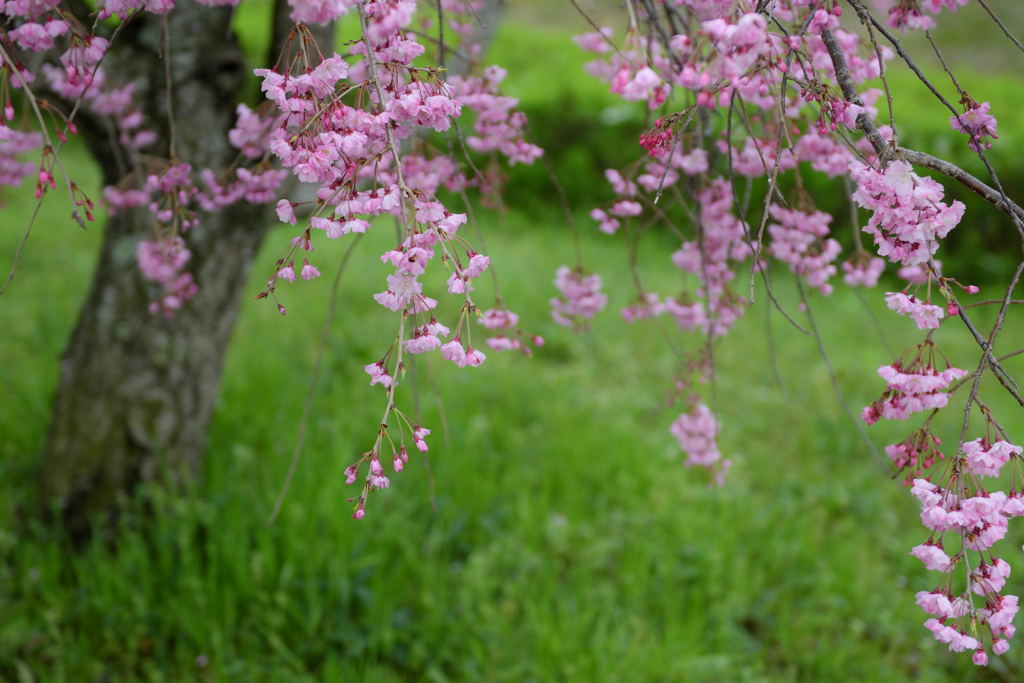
top-left (40, 1), bottom-right (330, 533)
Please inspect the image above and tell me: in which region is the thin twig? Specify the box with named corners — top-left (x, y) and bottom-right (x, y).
top-left (796, 278), bottom-right (884, 466)
top-left (568, 0), bottom-right (624, 57)
top-left (977, 0), bottom-right (1024, 55)
top-left (267, 235), bottom-right (363, 524)
top-left (161, 15), bottom-right (177, 159)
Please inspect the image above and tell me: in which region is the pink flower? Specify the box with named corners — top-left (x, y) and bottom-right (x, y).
top-left (573, 28), bottom-right (614, 53)
top-left (550, 265), bottom-right (608, 328)
top-left (480, 308), bottom-right (519, 330)
top-left (404, 333), bottom-right (441, 354)
top-left (424, 320), bottom-right (450, 338)
top-left (394, 446), bottom-right (409, 472)
top-left (464, 253), bottom-right (490, 279)
top-left (300, 260), bottom-right (320, 280)
top-left (441, 339), bottom-right (466, 365)
top-left (341, 218), bottom-right (371, 234)
top-left (463, 346), bottom-right (486, 367)
top-left (276, 264), bottom-right (296, 282)
top-left (670, 404), bottom-right (722, 471)
top-left (982, 595), bottom-right (1019, 630)
top-left (610, 199), bottom-right (642, 217)
top-left (916, 591), bottom-right (956, 618)
top-left (950, 101), bottom-right (998, 152)
top-left (9, 20), bottom-right (69, 52)
top-left (374, 273), bottom-right (425, 312)
top-left (486, 336), bottom-right (519, 351)
top-left (276, 199), bottom-right (296, 225)
top-left (413, 426), bottom-right (431, 452)
top-left (364, 362), bottom-right (393, 388)
top-left (446, 272), bottom-right (468, 294)
top-left (911, 542), bottom-right (952, 572)
top-left (885, 292), bottom-right (944, 329)
top-left (972, 558), bottom-right (1012, 595)
top-left (964, 438), bottom-right (1022, 478)
top-left (590, 208), bottom-right (620, 235)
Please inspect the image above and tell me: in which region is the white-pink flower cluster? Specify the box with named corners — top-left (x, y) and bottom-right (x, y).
top-left (670, 403), bottom-right (719, 467)
top-left (136, 236), bottom-right (198, 317)
top-left (850, 160), bottom-right (964, 266)
top-left (841, 255), bottom-right (885, 287)
top-left (449, 66), bottom-right (543, 165)
top-left (671, 179), bottom-right (748, 337)
top-left (883, 0), bottom-right (971, 32)
top-left (909, 474), bottom-right (1024, 663)
top-left (550, 266), bottom-right (608, 329)
top-left (884, 291), bottom-right (945, 330)
top-left (670, 403), bottom-right (729, 484)
top-left (767, 205), bottom-right (840, 295)
top-left (244, 0), bottom-right (543, 517)
top-left (949, 101), bottom-right (998, 153)
top-left (862, 362), bottom-right (966, 425)
top-left (0, 125), bottom-right (43, 189)
top-left (964, 439), bottom-right (1023, 479)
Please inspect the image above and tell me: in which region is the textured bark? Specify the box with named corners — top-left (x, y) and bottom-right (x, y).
top-left (40, 1), bottom-right (333, 532)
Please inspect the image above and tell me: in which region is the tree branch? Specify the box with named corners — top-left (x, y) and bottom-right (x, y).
top-left (818, 28), bottom-right (1024, 225)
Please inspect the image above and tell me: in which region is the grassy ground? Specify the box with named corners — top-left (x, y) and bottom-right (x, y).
top-left (3, 141), bottom-right (1024, 682)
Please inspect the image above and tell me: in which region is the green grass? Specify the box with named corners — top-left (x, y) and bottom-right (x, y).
top-left (3, 141), bottom-right (1024, 682)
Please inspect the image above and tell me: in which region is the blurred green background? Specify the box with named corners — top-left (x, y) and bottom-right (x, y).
top-left (4, 1), bottom-right (1024, 681)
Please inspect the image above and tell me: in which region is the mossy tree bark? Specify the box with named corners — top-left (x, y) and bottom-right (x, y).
top-left (40, 1), bottom-right (334, 533)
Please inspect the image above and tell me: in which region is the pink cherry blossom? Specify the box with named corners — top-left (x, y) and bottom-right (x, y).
top-left (964, 439), bottom-right (1022, 478)
top-left (911, 542), bottom-right (952, 572)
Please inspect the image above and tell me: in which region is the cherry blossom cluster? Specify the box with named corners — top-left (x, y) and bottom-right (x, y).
top-left (849, 160), bottom-right (965, 267)
top-left (864, 335), bottom-right (1023, 665)
top-left (550, 266), bottom-right (608, 329)
top-left (114, 152), bottom-right (286, 312)
top-left (841, 252), bottom-right (886, 287)
top-left (861, 352), bottom-right (966, 425)
top-left (949, 100), bottom-right (999, 153)
top-left (766, 204), bottom-right (840, 295)
top-left (0, 124), bottom-right (43, 190)
top-left (1, 3), bottom-right (292, 312)
top-left (136, 235), bottom-right (197, 316)
top-left (243, 1), bottom-right (541, 517)
top-left (884, 291), bottom-right (945, 329)
top-left (909, 437), bottom-right (1024, 666)
top-left (448, 66), bottom-right (542, 166)
top-left (878, 0), bottom-right (971, 32)
top-left (670, 403), bottom-right (730, 485)
top-left (0, 10), bottom-right (95, 199)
